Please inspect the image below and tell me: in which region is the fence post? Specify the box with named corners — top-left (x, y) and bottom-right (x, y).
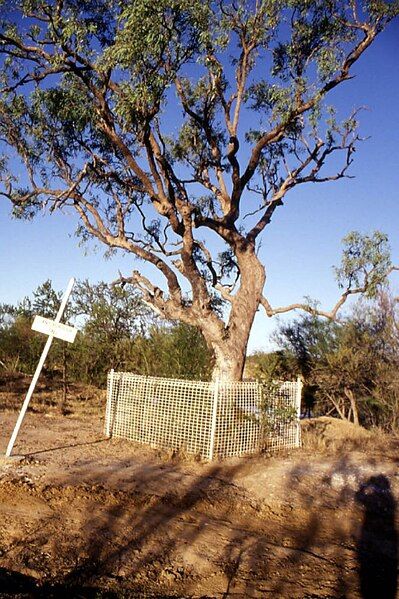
top-left (209, 377), bottom-right (220, 461)
top-left (105, 368), bottom-right (115, 437)
top-left (295, 376), bottom-right (303, 447)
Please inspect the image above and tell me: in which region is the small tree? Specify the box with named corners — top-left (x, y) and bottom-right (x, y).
top-left (133, 322), bottom-right (213, 380)
top-left (71, 279), bottom-right (151, 382)
top-left (0, 280), bottom-right (66, 375)
top-left (245, 350), bottom-right (297, 382)
top-left (0, 2), bottom-right (398, 380)
top-left (0, 308), bottom-right (41, 373)
top-left (276, 290), bottom-right (399, 428)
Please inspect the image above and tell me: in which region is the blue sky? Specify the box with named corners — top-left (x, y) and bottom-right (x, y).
top-left (0, 19), bottom-right (398, 353)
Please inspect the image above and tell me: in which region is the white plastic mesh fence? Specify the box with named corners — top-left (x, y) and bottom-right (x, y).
top-left (105, 372), bottom-right (302, 460)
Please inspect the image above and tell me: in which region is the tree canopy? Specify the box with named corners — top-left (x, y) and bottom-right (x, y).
top-left (0, 1), bottom-right (398, 379)
top-left (273, 291), bottom-right (399, 429)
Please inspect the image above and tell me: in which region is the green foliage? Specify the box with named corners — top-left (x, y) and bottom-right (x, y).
top-left (274, 313), bottom-right (340, 377)
top-left (246, 350), bottom-right (296, 382)
top-left (1, 1), bottom-right (396, 221)
top-left (244, 378), bottom-right (298, 436)
top-left (335, 231), bottom-right (392, 297)
top-left (0, 279), bottom-right (213, 385)
top-left (246, 81), bottom-right (295, 123)
top-left (260, 395), bottom-right (298, 435)
top-left (275, 291), bottom-right (399, 430)
top-left (73, 280), bottom-right (148, 339)
top-left (101, 0), bottom-right (214, 121)
top-left (31, 280), bottom-right (62, 319)
top-left (131, 322), bottom-right (213, 381)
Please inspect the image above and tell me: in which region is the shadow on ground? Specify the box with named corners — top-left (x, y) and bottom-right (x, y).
top-left (0, 448), bottom-right (398, 597)
top-left (0, 567), bottom-right (120, 598)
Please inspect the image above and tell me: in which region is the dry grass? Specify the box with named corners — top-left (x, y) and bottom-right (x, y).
top-left (0, 371), bottom-right (105, 416)
top-left (300, 416), bottom-right (397, 455)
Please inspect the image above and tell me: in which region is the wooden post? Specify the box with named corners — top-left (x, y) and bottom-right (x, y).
top-left (105, 368), bottom-right (115, 437)
top-left (5, 278), bottom-right (75, 457)
top-left (295, 376), bottom-right (303, 447)
top-left (209, 377), bottom-right (220, 461)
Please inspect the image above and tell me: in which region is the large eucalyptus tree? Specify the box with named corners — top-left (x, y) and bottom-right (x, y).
top-left (0, 1), bottom-right (397, 380)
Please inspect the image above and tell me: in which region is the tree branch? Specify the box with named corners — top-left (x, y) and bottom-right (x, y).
top-left (260, 265), bottom-right (399, 321)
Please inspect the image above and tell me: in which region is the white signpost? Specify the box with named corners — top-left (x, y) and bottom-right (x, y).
top-left (32, 315), bottom-right (77, 344)
top-left (5, 277), bottom-right (77, 457)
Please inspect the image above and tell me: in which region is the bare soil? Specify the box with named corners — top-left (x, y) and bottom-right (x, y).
top-left (1, 377), bottom-right (399, 598)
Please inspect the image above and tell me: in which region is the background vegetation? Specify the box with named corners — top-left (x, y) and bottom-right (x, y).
top-left (1, 279), bottom-right (398, 432)
top-left (0, 279), bottom-right (213, 387)
top-left (248, 290), bottom-right (399, 431)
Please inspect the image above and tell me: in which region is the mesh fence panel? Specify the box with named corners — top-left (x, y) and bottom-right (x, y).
top-left (105, 372), bottom-right (301, 460)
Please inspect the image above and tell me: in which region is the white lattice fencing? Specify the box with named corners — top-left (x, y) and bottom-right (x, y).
top-left (105, 372), bottom-right (302, 460)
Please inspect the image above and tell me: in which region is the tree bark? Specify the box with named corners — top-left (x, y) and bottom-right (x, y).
top-left (328, 394), bottom-right (346, 421)
top-left (345, 388), bottom-right (359, 425)
top-left (61, 342), bottom-right (68, 415)
top-left (201, 245), bottom-right (266, 382)
top-left (211, 342), bottom-right (247, 382)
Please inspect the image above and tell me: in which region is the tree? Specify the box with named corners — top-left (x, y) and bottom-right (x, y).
top-left (0, 280), bottom-right (63, 374)
top-left (73, 280), bottom-right (150, 339)
top-left (274, 311), bottom-right (341, 416)
top-left (131, 322), bottom-right (213, 381)
top-left (274, 312), bottom-right (340, 378)
top-left (0, 308), bottom-right (41, 373)
top-left (0, 1), bottom-right (398, 380)
top-left (276, 291), bottom-right (399, 428)
top-left (71, 279), bottom-right (152, 382)
top-left (245, 350), bottom-right (296, 382)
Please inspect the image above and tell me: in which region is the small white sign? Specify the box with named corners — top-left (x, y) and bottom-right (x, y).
top-left (32, 315), bottom-right (78, 344)
top-left (5, 277), bottom-right (76, 458)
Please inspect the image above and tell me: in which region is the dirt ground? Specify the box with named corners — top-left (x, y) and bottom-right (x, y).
top-left (0, 379), bottom-right (399, 598)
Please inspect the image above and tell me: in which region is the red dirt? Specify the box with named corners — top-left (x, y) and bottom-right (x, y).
top-left (1, 401), bottom-right (399, 597)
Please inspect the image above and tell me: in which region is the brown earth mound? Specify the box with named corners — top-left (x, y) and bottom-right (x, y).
top-left (301, 416), bottom-right (373, 452)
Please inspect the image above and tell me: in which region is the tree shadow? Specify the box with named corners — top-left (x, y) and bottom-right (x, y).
top-left (19, 438), bottom-right (108, 457)
top-left (0, 567), bottom-right (37, 595)
top-left (0, 454), bottom-right (249, 594)
top-left (0, 566), bottom-right (119, 598)
top-left (355, 474), bottom-right (397, 599)
top-left (57, 460), bottom-right (247, 593)
top-left (1, 443), bottom-right (398, 597)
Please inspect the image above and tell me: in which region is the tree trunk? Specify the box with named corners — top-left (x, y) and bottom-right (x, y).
top-left (211, 342), bottom-right (247, 382)
top-left (61, 343), bottom-right (68, 415)
top-left (202, 245), bottom-right (266, 382)
top-left (328, 394), bottom-right (346, 420)
top-left (345, 388), bottom-right (359, 425)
